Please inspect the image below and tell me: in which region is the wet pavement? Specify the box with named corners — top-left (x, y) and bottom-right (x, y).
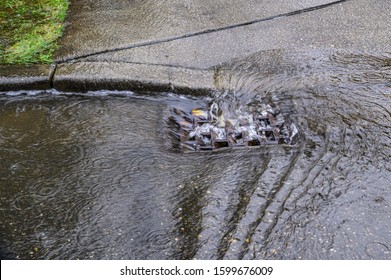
top-left (55, 0), bottom-right (391, 69)
top-left (55, 0), bottom-right (341, 61)
top-left (0, 0), bottom-right (390, 260)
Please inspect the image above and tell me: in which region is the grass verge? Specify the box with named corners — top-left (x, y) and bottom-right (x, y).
top-left (0, 0), bottom-right (69, 65)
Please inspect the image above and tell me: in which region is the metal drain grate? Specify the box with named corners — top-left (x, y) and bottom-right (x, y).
top-left (168, 103), bottom-right (298, 152)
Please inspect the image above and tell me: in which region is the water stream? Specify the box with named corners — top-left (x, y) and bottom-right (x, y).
top-left (0, 49), bottom-right (390, 259)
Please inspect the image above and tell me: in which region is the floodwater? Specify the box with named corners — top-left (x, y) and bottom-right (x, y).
top-left (0, 50), bottom-right (390, 259)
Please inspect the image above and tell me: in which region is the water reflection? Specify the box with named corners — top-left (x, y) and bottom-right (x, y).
top-left (0, 49), bottom-right (390, 259)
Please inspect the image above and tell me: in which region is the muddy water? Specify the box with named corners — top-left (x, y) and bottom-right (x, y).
top-left (0, 50), bottom-right (390, 259)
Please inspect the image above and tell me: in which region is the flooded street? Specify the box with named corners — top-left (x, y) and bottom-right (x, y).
top-left (0, 50), bottom-right (390, 259)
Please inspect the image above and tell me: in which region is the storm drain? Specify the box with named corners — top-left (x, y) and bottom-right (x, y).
top-left (168, 102), bottom-right (299, 152)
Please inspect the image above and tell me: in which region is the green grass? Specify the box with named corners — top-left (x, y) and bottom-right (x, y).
top-left (0, 0), bottom-right (69, 65)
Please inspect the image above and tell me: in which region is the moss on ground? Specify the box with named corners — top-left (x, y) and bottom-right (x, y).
top-left (0, 0), bottom-right (69, 65)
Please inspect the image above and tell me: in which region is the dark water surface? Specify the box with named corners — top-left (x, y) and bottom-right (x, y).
top-left (0, 50), bottom-right (390, 259)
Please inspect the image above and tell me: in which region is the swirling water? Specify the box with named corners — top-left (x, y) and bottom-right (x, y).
top-left (0, 49), bottom-right (390, 259)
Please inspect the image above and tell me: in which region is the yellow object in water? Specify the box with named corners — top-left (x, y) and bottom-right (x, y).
top-left (192, 109), bottom-right (208, 118)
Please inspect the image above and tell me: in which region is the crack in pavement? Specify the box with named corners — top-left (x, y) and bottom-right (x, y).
top-left (56, 0), bottom-right (351, 63)
top-left (49, 64), bottom-right (57, 88)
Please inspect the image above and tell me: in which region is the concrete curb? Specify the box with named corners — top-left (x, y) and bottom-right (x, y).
top-left (0, 62), bottom-right (217, 95)
top-left (54, 62), bottom-right (217, 95)
top-left (0, 65), bottom-right (54, 91)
